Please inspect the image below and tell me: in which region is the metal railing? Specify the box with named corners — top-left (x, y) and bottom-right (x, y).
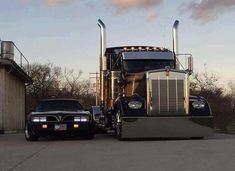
top-left (0, 40), bottom-right (30, 74)
top-left (12, 43), bottom-right (30, 74)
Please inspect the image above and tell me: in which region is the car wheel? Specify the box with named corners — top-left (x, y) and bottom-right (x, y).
top-left (25, 125), bottom-right (38, 141)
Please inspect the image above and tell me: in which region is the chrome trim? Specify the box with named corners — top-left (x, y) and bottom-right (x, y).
top-left (147, 71), bottom-right (187, 115)
top-left (167, 76), bottom-right (169, 112)
top-left (173, 20), bottom-right (179, 69)
top-left (146, 72), bottom-right (150, 114)
top-left (122, 51), bottom-right (174, 60)
top-left (98, 19), bottom-right (107, 104)
top-left (175, 77), bottom-right (178, 112)
top-left (185, 74), bottom-right (190, 114)
top-left (158, 76), bottom-right (161, 113)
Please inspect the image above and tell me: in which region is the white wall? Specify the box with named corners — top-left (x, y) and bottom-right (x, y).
top-left (0, 67), bottom-right (26, 133)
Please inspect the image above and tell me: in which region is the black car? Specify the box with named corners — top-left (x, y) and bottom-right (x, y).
top-left (25, 99), bottom-right (95, 141)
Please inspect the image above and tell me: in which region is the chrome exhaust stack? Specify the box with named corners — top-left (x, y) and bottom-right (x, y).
top-left (173, 20), bottom-right (179, 69)
top-left (98, 19), bottom-right (107, 105)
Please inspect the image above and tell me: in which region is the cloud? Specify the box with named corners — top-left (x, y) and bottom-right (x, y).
top-left (111, 0), bottom-right (162, 11)
top-left (186, 0), bottom-right (235, 24)
top-left (17, 0), bottom-right (75, 6)
top-left (46, 0), bottom-right (70, 6)
top-left (146, 11), bottom-right (159, 22)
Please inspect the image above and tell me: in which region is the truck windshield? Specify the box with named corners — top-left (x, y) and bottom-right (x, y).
top-left (35, 100), bottom-right (83, 112)
top-left (123, 60), bottom-right (175, 73)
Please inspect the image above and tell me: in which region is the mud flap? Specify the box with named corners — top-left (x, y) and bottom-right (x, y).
top-left (121, 116), bottom-right (214, 139)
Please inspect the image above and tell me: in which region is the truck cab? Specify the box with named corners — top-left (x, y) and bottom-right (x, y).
top-left (97, 20), bottom-right (213, 139)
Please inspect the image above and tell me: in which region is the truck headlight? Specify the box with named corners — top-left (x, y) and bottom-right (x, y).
top-left (31, 116), bottom-right (47, 122)
top-left (192, 101), bottom-right (205, 109)
top-left (128, 101), bottom-right (142, 109)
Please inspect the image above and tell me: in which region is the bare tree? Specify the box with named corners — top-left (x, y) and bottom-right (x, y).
top-left (190, 70), bottom-right (234, 131)
top-left (26, 63), bottom-right (95, 113)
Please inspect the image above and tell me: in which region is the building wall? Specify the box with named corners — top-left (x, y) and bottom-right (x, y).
top-left (0, 68), bottom-right (5, 131)
top-left (1, 68), bottom-right (26, 133)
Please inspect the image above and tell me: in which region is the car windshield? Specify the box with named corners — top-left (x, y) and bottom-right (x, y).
top-left (123, 60), bottom-right (175, 73)
top-left (35, 100), bottom-right (83, 112)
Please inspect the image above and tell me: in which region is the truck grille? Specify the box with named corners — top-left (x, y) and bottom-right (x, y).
top-left (152, 79), bottom-right (184, 113)
top-left (148, 71), bottom-right (188, 115)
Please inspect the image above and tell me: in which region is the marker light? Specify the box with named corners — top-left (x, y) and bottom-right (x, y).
top-left (42, 124), bottom-right (47, 128)
top-left (74, 124), bottom-right (79, 128)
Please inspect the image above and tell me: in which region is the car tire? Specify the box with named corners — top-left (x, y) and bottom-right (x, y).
top-left (25, 125), bottom-right (38, 141)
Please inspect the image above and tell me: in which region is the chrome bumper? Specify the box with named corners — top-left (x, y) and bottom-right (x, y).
top-left (121, 116), bottom-right (214, 139)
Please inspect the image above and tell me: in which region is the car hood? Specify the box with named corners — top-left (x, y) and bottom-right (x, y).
top-left (31, 110), bottom-right (90, 115)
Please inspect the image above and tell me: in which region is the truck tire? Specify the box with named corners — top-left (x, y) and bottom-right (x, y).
top-left (25, 125), bottom-right (38, 141)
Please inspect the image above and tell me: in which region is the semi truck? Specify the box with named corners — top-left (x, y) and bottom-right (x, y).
top-left (97, 19), bottom-right (214, 139)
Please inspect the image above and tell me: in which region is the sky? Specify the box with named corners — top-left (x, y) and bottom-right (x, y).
top-left (0, 0), bottom-right (235, 85)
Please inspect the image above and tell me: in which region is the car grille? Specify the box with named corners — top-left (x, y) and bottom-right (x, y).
top-left (46, 116), bottom-right (59, 122)
top-left (62, 115), bottom-right (74, 122)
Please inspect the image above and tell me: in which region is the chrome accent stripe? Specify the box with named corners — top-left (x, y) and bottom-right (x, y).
top-left (167, 76), bottom-right (169, 112)
top-left (176, 77), bottom-right (178, 112)
top-left (158, 76), bottom-right (161, 113)
top-left (146, 72), bottom-right (150, 114)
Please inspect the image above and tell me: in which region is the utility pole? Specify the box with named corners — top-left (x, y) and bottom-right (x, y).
top-left (89, 72), bottom-right (100, 106)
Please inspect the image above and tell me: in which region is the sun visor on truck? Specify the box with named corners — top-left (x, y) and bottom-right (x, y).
top-left (122, 51), bottom-right (175, 60)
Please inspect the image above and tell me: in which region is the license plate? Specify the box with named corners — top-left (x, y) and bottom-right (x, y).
top-left (54, 124), bottom-right (67, 131)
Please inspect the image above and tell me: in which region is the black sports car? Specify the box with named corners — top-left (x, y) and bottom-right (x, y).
top-left (25, 99), bottom-right (95, 141)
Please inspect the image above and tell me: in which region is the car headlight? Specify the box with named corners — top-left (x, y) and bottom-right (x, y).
top-left (74, 116), bottom-right (89, 122)
top-left (31, 116), bottom-right (47, 122)
top-left (39, 117), bottom-right (47, 122)
top-left (128, 101), bottom-right (142, 109)
top-left (80, 116), bottom-right (89, 122)
top-left (192, 101), bottom-right (205, 109)
top-left (74, 116), bottom-right (81, 122)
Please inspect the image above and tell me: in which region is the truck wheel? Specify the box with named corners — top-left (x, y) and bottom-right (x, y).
top-left (25, 125), bottom-right (38, 141)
